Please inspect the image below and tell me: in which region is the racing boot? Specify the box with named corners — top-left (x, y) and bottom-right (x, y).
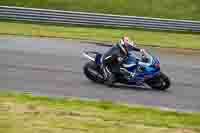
top-left (120, 68), bottom-right (136, 80)
top-left (101, 65), bottom-right (115, 86)
top-left (104, 73), bottom-right (116, 87)
top-left (101, 65), bottom-right (109, 80)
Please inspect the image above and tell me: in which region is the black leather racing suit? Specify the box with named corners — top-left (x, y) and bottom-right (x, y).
top-left (102, 42), bottom-right (141, 84)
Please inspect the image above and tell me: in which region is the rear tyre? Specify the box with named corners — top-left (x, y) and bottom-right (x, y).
top-left (146, 72), bottom-right (170, 91)
top-left (83, 62), bottom-right (104, 83)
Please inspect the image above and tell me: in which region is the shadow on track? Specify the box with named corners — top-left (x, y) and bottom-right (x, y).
top-left (112, 84), bottom-right (171, 94)
top-left (87, 81), bottom-right (172, 94)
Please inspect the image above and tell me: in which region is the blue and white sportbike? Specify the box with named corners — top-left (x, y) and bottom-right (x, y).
top-left (83, 50), bottom-right (171, 90)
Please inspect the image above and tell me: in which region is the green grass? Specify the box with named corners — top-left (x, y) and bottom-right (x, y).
top-left (0, 21), bottom-right (200, 49)
top-left (1, 0), bottom-right (200, 21)
top-left (0, 92), bottom-right (199, 133)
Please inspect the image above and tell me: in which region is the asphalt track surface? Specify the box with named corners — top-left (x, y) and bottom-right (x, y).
top-left (1, 36), bottom-right (200, 112)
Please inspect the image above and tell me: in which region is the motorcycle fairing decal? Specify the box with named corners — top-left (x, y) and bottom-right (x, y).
top-left (123, 63), bottom-right (136, 68)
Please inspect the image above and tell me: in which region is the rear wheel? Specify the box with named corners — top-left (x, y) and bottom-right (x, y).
top-left (145, 72), bottom-right (170, 91)
top-left (83, 62), bottom-right (104, 83)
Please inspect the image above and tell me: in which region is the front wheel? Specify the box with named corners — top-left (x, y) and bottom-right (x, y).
top-left (83, 62), bottom-right (104, 83)
top-left (145, 72), bottom-right (171, 91)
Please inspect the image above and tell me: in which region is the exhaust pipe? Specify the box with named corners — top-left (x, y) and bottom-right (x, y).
top-left (83, 52), bottom-right (95, 61)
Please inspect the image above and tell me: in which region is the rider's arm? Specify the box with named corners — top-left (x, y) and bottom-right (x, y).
top-left (129, 46), bottom-right (141, 52)
top-left (128, 44), bottom-right (144, 53)
top-left (129, 45), bottom-right (146, 54)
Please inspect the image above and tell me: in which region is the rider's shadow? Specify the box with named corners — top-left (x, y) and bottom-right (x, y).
top-left (108, 83), bottom-right (172, 94)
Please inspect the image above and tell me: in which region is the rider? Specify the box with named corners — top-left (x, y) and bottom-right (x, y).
top-left (102, 36), bottom-right (146, 86)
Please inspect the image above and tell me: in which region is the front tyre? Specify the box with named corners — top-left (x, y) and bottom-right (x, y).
top-left (146, 72), bottom-right (171, 91)
top-left (83, 62), bottom-right (104, 83)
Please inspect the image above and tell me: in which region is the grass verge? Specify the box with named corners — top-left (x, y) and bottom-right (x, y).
top-left (0, 91), bottom-right (200, 133)
top-left (0, 21), bottom-right (200, 49)
top-left (1, 0), bottom-right (200, 21)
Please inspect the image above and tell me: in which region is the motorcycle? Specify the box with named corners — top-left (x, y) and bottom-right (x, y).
top-left (82, 49), bottom-right (171, 90)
